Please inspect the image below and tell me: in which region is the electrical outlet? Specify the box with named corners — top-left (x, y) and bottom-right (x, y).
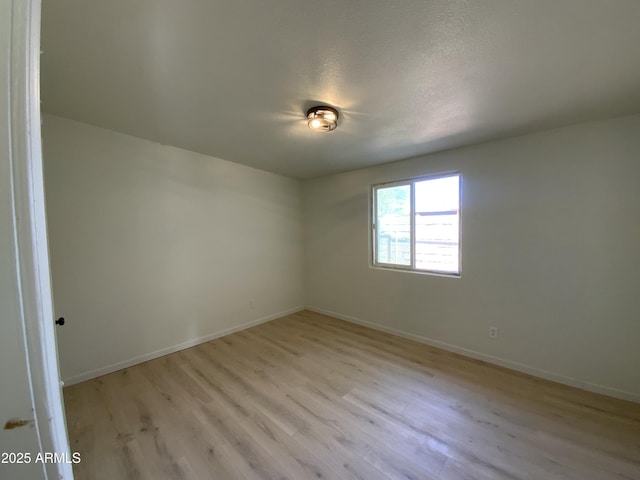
top-left (489, 326), bottom-right (498, 339)
top-left (249, 299), bottom-right (255, 309)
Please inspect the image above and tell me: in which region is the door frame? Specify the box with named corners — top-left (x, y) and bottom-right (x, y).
top-left (8, 0), bottom-right (73, 478)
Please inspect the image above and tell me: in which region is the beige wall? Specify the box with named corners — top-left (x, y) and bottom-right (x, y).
top-left (304, 114), bottom-right (640, 402)
top-left (43, 115), bottom-right (304, 383)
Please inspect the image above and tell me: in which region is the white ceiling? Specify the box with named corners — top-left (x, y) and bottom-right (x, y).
top-left (41, 0), bottom-right (640, 179)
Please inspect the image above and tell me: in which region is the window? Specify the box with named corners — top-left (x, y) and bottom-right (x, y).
top-left (372, 173), bottom-right (460, 275)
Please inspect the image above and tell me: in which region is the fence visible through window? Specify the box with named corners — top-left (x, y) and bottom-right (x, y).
top-left (373, 174), bottom-right (460, 275)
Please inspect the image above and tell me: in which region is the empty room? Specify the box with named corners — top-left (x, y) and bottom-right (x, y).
top-left (2, 0), bottom-right (640, 479)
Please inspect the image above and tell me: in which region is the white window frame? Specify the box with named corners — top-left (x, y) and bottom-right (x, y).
top-left (371, 172), bottom-right (461, 277)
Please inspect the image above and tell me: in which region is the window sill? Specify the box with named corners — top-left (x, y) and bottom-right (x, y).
top-left (369, 264), bottom-right (461, 278)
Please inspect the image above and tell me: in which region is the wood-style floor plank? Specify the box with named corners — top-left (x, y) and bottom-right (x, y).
top-left (64, 310), bottom-right (640, 479)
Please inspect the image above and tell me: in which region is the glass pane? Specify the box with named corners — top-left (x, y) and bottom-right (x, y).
top-left (415, 214), bottom-right (459, 272)
top-left (415, 175), bottom-right (459, 213)
top-left (415, 176), bottom-right (460, 273)
top-left (375, 184), bottom-right (410, 266)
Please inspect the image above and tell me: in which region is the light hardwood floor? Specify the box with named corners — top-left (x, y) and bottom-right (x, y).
top-left (64, 310), bottom-right (640, 479)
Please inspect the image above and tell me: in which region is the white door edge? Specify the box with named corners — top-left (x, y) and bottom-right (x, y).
top-left (9, 0), bottom-right (73, 478)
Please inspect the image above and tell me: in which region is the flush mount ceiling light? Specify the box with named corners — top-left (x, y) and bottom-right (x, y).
top-left (307, 106), bottom-right (339, 132)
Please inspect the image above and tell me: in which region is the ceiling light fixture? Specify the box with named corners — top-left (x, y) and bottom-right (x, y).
top-left (307, 106), bottom-right (339, 132)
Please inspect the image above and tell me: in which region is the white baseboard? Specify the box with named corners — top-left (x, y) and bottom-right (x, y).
top-left (305, 306), bottom-right (640, 404)
top-left (63, 306), bottom-right (305, 386)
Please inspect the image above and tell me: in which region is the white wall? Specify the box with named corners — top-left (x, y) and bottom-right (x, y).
top-left (304, 114), bottom-right (640, 402)
top-left (43, 115), bottom-right (304, 384)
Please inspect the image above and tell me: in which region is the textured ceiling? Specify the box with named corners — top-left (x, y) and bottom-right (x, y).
top-left (41, 0), bottom-right (640, 179)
